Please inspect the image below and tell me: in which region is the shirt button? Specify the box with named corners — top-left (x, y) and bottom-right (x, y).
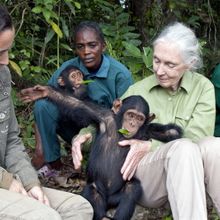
top-left (186, 116), bottom-right (190, 120)
top-left (0, 113), bottom-right (6, 119)
top-left (3, 92), bottom-right (8, 96)
top-left (168, 97), bottom-right (172, 101)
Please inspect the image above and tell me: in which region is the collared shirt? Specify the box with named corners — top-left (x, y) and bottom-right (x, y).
top-left (122, 71), bottom-right (215, 149)
top-left (48, 54), bottom-right (133, 108)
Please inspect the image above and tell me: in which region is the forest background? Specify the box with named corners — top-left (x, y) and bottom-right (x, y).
top-left (2, 0), bottom-right (220, 162)
top-left (1, 0), bottom-right (220, 219)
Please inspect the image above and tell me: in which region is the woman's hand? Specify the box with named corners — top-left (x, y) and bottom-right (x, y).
top-left (72, 133), bottom-right (92, 170)
top-left (119, 139), bottom-right (152, 181)
top-left (28, 186), bottom-right (50, 206)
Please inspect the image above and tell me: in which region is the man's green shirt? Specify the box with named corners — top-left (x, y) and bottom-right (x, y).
top-left (122, 71), bottom-right (215, 149)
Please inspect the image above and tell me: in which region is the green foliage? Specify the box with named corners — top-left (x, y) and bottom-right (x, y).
top-left (165, 0), bottom-right (220, 74)
top-left (81, 80), bottom-right (95, 84)
top-left (118, 129), bottom-right (129, 135)
top-left (95, 0), bottom-right (152, 80)
top-left (6, 0), bottom-right (81, 86)
top-left (3, 0), bottom-right (220, 151)
top-left (11, 88), bottom-right (36, 148)
top-left (163, 217), bottom-right (173, 220)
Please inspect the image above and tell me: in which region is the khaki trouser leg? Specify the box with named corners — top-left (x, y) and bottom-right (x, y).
top-left (135, 138), bottom-right (207, 220)
top-left (197, 136), bottom-right (220, 215)
top-left (0, 187), bottom-right (93, 220)
top-left (43, 187), bottom-right (93, 220)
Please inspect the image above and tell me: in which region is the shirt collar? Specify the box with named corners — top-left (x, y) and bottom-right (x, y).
top-left (78, 54), bottom-right (109, 78)
top-left (149, 70), bottom-right (192, 94)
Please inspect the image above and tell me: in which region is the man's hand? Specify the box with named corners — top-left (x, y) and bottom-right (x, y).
top-left (19, 85), bottom-right (50, 103)
top-left (9, 178), bottom-right (28, 196)
top-left (28, 186), bottom-right (50, 206)
top-left (119, 139), bottom-right (152, 181)
top-left (72, 133), bottom-right (92, 170)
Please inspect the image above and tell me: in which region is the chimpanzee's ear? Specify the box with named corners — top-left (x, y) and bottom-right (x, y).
top-left (57, 77), bottom-right (65, 87)
top-left (112, 98), bottom-right (122, 114)
top-left (147, 113), bottom-right (155, 123)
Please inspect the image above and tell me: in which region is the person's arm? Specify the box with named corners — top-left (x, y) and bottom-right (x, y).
top-left (5, 99), bottom-right (40, 191)
top-left (183, 83), bottom-right (215, 141)
top-left (5, 99), bottom-right (51, 205)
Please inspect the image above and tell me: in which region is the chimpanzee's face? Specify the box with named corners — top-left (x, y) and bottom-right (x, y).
top-left (122, 109), bottom-right (146, 138)
top-left (68, 69), bottom-right (84, 89)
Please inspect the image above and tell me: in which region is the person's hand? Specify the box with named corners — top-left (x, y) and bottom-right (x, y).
top-left (9, 178), bottom-right (28, 196)
top-left (72, 133), bottom-right (92, 170)
top-left (19, 85), bottom-right (50, 103)
top-left (119, 139), bottom-right (152, 181)
top-left (28, 186), bottom-right (50, 206)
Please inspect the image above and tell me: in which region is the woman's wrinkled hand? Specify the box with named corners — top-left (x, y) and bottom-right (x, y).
top-left (28, 186), bottom-right (50, 206)
top-left (119, 139), bottom-right (152, 181)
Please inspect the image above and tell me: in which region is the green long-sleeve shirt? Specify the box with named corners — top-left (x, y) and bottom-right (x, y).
top-left (122, 71), bottom-right (215, 149)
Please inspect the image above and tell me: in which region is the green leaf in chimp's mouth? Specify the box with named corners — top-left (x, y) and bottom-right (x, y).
top-left (118, 128), bottom-right (129, 135)
top-left (81, 80), bottom-right (95, 84)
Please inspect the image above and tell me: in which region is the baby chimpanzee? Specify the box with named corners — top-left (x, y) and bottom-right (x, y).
top-left (56, 65), bottom-right (88, 100)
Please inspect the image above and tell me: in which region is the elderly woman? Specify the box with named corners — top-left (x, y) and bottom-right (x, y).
top-left (118, 22), bottom-right (220, 219)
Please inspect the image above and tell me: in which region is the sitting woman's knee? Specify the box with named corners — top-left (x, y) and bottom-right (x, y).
top-left (198, 136), bottom-right (220, 158)
top-left (168, 138), bottom-right (201, 159)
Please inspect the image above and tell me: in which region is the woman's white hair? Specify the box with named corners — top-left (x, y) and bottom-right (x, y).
top-left (153, 22), bottom-right (203, 71)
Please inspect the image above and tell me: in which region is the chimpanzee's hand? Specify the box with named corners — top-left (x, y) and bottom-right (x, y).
top-left (9, 178), bottom-right (28, 196)
top-left (119, 139), bottom-right (152, 181)
top-left (19, 85), bottom-right (49, 103)
top-left (111, 98), bottom-right (122, 114)
top-left (28, 186), bottom-right (51, 206)
top-left (72, 133), bottom-right (92, 170)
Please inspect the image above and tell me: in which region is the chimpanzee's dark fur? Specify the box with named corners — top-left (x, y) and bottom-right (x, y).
top-left (43, 87), bottom-right (183, 220)
top-left (54, 65), bottom-right (89, 131)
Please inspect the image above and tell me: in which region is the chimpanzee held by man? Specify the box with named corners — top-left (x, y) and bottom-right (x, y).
top-left (20, 84), bottom-right (182, 220)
